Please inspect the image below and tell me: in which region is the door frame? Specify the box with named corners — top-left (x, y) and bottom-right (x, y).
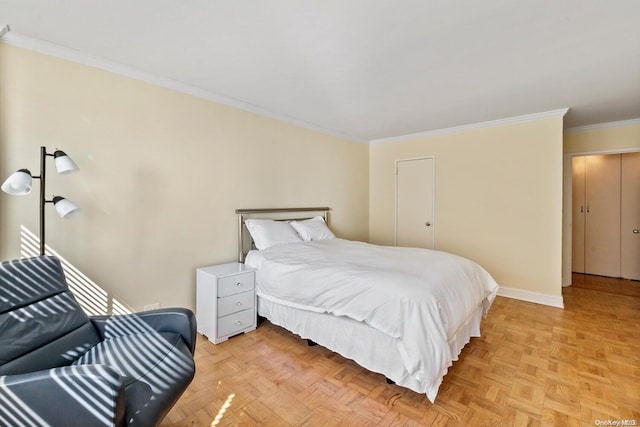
top-left (562, 147), bottom-right (640, 286)
top-left (394, 156), bottom-right (436, 248)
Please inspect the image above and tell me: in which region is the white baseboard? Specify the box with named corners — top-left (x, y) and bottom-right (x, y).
top-left (497, 286), bottom-right (564, 309)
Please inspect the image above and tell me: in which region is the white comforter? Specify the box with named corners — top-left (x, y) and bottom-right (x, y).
top-left (245, 238), bottom-right (499, 400)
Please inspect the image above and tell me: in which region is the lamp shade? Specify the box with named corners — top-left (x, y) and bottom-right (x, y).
top-left (53, 150), bottom-right (79, 174)
top-left (52, 196), bottom-right (81, 218)
top-left (1, 169), bottom-right (33, 195)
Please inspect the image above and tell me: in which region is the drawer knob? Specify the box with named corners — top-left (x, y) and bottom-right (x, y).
top-left (235, 301), bottom-right (242, 306)
top-left (236, 320), bottom-right (242, 325)
top-left (236, 282), bottom-right (242, 287)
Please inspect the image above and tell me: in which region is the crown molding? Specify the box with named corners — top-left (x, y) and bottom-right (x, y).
top-left (0, 31), bottom-right (366, 144)
top-left (370, 108), bottom-right (569, 144)
top-left (564, 118), bottom-right (640, 134)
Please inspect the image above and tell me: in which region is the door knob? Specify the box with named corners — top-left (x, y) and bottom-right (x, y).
top-left (633, 229), bottom-right (639, 234)
top-left (425, 222), bottom-right (431, 227)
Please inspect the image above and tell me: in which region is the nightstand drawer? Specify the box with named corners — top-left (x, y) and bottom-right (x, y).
top-left (217, 290), bottom-right (254, 317)
top-left (217, 272), bottom-right (255, 297)
top-left (217, 308), bottom-right (255, 337)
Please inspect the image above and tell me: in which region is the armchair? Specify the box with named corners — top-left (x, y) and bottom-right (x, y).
top-left (0, 256), bottom-right (196, 426)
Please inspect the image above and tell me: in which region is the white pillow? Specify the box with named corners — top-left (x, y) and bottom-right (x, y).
top-left (244, 219), bottom-right (302, 250)
top-left (290, 216), bottom-right (335, 241)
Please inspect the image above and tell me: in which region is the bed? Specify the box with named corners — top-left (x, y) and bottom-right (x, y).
top-left (235, 207), bottom-right (499, 402)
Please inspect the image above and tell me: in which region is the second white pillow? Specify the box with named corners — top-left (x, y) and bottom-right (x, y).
top-left (290, 216), bottom-right (336, 241)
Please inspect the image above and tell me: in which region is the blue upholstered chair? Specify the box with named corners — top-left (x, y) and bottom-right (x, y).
top-left (0, 256), bottom-right (197, 426)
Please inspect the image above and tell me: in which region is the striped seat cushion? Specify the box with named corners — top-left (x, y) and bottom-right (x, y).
top-left (72, 331), bottom-right (195, 425)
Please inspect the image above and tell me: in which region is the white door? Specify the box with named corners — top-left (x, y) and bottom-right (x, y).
top-left (621, 152), bottom-right (640, 280)
top-left (584, 154), bottom-right (621, 277)
top-left (396, 157), bottom-right (434, 249)
top-left (572, 156), bottom-right (586, 273)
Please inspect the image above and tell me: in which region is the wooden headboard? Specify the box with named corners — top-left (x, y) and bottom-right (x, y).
top-left (235, 207), bottom-right (330, 263)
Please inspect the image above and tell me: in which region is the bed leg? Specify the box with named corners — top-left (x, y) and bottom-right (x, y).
top-left (306, 339), bottom-right (318, 347)
top-left (385, 377), bottom-right (395, 385)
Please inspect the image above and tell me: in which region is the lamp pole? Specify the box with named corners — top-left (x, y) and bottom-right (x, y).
top-left (39, 147), bottom-right (46, 255)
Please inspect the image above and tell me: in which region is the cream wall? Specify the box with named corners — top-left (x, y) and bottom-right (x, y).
top-left (370, 117), bottom-right (565, 299)
top-left (561, 123), bottom-right (640, 285)
top-left (564, 123), bottom-right (640, 154)
top-left (0, 44), bottom-right (369, 312)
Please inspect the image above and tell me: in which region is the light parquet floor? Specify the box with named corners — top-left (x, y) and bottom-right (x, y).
top-left (572, 273), bottom-right (640, 298)
top-left (161, 286), bottom-right (640, 426)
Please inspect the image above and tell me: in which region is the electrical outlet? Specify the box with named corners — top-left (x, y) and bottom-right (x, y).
top-left (144, 303), bottom-right (161, 311)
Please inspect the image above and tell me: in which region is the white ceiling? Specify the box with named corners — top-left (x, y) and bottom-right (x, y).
top-left (1, 1), bottom-right (639, 142)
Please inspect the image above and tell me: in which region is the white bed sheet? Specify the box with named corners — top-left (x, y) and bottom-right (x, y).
top-left (246, 238), bottom-right (499, 401)
top-left (258, 296), bottom-right (484, 402)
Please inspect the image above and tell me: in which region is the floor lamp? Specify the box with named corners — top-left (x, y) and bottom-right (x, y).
top-left (2, 146), bottom-right (81, 255)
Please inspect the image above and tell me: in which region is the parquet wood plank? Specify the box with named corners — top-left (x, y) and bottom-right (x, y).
top-left (541, 408), bottom-right (581, 427)
top-left (464, 396), bottom-right (504, 426)
top-left (377, 410), bottom-right (422, 427)
top-left (161, 283), bottom-right (640, 426)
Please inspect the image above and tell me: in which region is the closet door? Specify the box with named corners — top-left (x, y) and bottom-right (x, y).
top-left (572, 156), bottom-right (586, 273)
top-left (585, 154), bottom-right (621, 277)
top-left (621, 152), bottom-right (640, 280)
top-left (396, 157), bottom-right (434, 249)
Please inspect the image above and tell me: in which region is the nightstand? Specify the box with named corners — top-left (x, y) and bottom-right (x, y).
top-left (196, 262), bottom-right (257, 344)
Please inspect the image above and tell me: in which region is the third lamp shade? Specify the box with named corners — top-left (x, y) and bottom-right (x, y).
top-left (52, 196), bottom-right (81, 218)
